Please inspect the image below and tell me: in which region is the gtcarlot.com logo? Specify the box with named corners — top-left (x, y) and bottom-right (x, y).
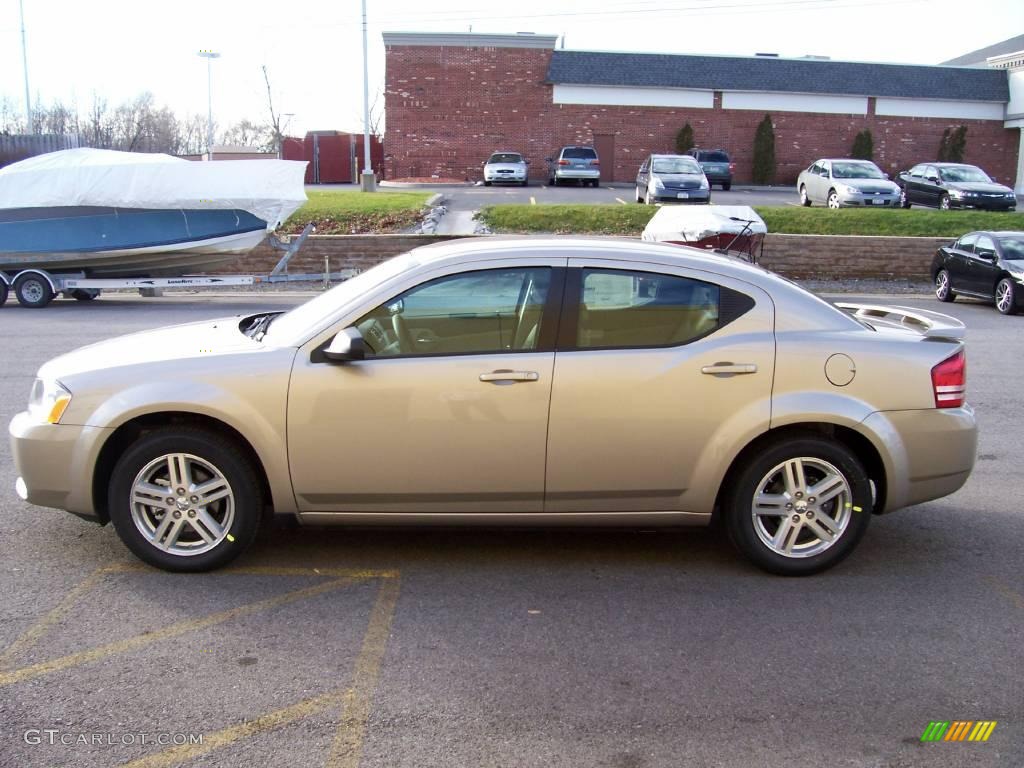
top-left (920, 721), bottom-right (997, 742)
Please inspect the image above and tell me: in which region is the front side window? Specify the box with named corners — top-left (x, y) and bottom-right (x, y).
top-left (574, 269), bottom-right (722, 349)
top-left (974, 236), bottom-right (996, 259)
top-left (354, 268), bottom-right (551, 358)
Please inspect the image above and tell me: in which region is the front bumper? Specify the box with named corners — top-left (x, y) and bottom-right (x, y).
top-left (652, 189), bottom-right (711, 203)
top-left (838, 192), bottom-right (901, 207)
top-left (484, 172), bottom-right (526, 183)
top-left (862, 405), bottom-right (977, 513)
top-left (949, 197), bottom-right (1016, 210)
top-left (9, 410), bottom-right (110, 520)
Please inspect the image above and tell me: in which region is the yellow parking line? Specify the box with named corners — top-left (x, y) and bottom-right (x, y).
top-left (120, 689), bottom-right (346, 768)
top-left (327, 576), bottom-right (402, 767)
top-left (615, 198), bottom-right (627, 205)
top-left (0, 567), bottom-right (109, 669)
top-left (0, 576), bottom-right (359, 687)
top-left (116, 576), bottom-right (401, 768)
top-left (786, 201), bottom-right (802, 207)
top-left (530, 196), bottom-right (536, 205)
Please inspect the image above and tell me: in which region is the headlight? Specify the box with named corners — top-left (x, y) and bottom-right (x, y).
top-left (653, 178), bottom-right (666, 189)
top-left (948, 189), bottom-right (964, 199)
top-left (700, 178), bottom-right (709, 189)
top-left (841, 184), bottom-right (860, 194)
top-left (28, 379), bottom-right (72, 424)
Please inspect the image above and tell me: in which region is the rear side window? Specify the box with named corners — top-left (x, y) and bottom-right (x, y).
top-left (701, 151), bottom-right (730, 162)
top-left (562, 147), bottom-right (597, 159)
top-left (570, 268), bottom-right (752, 349)
top-left (956, 233), bottom-right (978, 253)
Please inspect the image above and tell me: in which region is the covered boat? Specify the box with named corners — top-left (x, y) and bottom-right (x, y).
top-left (642, 205), bottom-right (767, 262)
top-left (0, 149), bottom-right (307, 277)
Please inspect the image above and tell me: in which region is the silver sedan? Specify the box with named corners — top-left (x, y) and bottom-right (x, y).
top-left (798, 159), bottom-right (901, 208)
top-left (10, 238), bottom-right (976, 575)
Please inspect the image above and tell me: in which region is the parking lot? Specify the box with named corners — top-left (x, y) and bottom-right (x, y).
top-left (1, 292), bottom-right (1022, 767)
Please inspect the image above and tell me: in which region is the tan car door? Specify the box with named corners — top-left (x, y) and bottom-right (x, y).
top-left (287, 259), bottom-right (566, 514)
top-left (544, 258), bottom-right (775, 514)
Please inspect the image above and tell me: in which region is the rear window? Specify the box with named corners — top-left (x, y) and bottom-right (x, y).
top-left (699, 151), bottom-right (730, 162)
top-left (562, 147), bottom-right (597, 159)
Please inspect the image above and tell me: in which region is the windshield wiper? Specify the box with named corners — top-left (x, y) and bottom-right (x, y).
top-left (243, 312), bottom-right (282, 341)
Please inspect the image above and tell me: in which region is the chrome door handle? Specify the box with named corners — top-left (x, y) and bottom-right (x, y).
top-left (479, 370), bottom-right (540, 383)
top-left (701, 362), bottom-right (757, 375)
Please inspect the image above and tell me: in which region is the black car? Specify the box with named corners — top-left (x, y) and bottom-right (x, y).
top-left (896, 163), bottom-right (1016, 211)
top-left (685, 149), bottom-right (733, 190)
top-left (931, 230), bottom-right (1024, 315)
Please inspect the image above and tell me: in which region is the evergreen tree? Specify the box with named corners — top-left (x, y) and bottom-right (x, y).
top-left (675, 123), bottom-right (695, 154)
top-left (851, 129), bottom-right (873, 160)
top-left (752, 114), bottom-right (775, 185)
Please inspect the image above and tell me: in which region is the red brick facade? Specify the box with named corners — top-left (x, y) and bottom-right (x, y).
top-left (384, 43), bottom-right (1018, 186)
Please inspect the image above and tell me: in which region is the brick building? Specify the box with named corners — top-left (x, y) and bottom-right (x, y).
top-left (382, 32), bottom-right (1020, 188)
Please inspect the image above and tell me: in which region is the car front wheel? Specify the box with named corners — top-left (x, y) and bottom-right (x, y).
top-left (935, 269), bottom-right (956, 303)
top-left (108, 428), bottom-right (263, 572)
top-left (724, 437), bottom-right (872, 575)
top-left (996, 278), bottom-right (1019, 315)
top-left (827, 190), bottom-right (841, 209)
top-left (939, 194), bottom-right (951, 211)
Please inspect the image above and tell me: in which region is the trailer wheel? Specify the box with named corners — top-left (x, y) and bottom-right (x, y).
top-left (70, 288), bottom-right (101, 301)
top-left (14, 273), bottom-right (55, 308)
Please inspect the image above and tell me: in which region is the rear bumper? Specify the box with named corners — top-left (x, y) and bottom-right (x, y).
top-left (9, 411), bottom-right (110, 520)
top-left (862, 405), bottom-right (977, 513)
top-left (554, 169), bottom-right (600, 180)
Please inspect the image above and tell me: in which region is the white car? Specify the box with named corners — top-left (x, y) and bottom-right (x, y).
top-left (483, 151), bottom-right (529, 186)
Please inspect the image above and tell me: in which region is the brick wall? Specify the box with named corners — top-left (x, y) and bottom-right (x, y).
top-left (384, 44), bottom-right (1018, 186)
top-left (224, 233), bottom-right (947, 281)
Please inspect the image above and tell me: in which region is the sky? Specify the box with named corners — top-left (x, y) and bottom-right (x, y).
top-left (1, 0), bottom-right (1022, 138)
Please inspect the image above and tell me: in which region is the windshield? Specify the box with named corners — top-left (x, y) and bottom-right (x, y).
top-left (1000, 237), bottom-right (1024, 261)
top-left (939, 165), bottom-right (992, 183)
top-left (261, 253), bottom-right (416, 343)
top-left (652, 158), bottom-right (702, 174)
top-left (831, 162), bottom-right (885, 179)
top-left (562, 148), bottom-right (597, 159)
top-left (487, 153), bottom-right (523, 164)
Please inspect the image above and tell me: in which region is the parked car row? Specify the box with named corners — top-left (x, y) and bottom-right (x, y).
top-left (797, 158), bottom-right (1016, 211)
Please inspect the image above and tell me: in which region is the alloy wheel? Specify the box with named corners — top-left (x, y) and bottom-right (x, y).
top-left (996, 279), bottom-right (1015, 314)
top-left (936, 271), bottom-right (950, 301)
top-left (827, 192), bottom-right (840, 209)
top-left (750, 457), bottom-right (852, 558)
top-left (130, 453), bottom-right (235, 556)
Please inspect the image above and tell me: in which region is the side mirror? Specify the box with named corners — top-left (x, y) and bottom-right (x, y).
top-left (324, 327), bottom-right (366, 362)
top-left (525, 159), bottom-right (531, 165)
top-left (544, 157), bottom-right (553, 163)
top-left (977, 250), bottom-right (997, 262)
top-left (883, 173), bottom-right (890, 180)
top-left (927, 176), bottom-right (939, 183)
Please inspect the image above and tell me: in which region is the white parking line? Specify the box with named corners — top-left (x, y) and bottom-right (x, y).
top-left (530, 196), bottom-right (536, 205)
top-left (786, 202), bottom-right (802, 207)
top-left (615, 198), bottom-right (628, 205)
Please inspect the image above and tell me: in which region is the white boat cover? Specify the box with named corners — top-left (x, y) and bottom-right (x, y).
top-left (642, 205), bottom-right (767, 243)
top-left (0, 148), bottom-right (307, 229)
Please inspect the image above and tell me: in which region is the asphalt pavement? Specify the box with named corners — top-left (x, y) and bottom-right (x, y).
top-left (0, 291), bottom-right (1022, 767)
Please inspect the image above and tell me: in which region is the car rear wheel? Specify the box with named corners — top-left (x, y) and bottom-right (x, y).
top-left (827, 190), bottom-right (841, 209)
top-left (483, 181), bottom-right (491, 186)
top-left (722, 183), bottom-right (731, 191)
top-left (799, 186), bottom-right (811, 207)
top-left (935, 269), bottom-right (956, 303)
top-left (636, 186), bottom-right (644, 203)
top-left (995, 278), bottom-right (1019, 315)
top-left (108, 428), bottom-right (263, 572)
top-left (939, 194), bottom-right (951, 211)
top-left (724, 437), bottom-right (872, 575)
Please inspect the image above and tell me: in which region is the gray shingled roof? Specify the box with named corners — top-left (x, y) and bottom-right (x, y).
top-left (547, 50), bottom-right (1008, 102)
top-left (942, 34), bottom-right (1024, 66)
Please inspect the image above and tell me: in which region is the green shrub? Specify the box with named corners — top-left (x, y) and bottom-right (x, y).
top-left (851, 129), bottom-right (873, 160)
top-left (938, 126), bottom-right (968, 162)
top-left (752, 114), bottom-right (776, 185)
top-left (675, 123), bottom-right (695, 154)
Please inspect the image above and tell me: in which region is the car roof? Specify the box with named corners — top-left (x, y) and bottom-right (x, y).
top-left (650, 154), bottom-right (699, 159)
top-left (488, 150), bottom-right (523, 155)
top-left (931, 162), bottom-right (981, 168)
top-left (559, 145), bottom-right (595, 150)
top-left (820, 158), bottom-right (877, 163)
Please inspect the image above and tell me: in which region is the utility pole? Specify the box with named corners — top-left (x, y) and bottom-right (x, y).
top-left (197, 50), bottom-right (221, 160)
top-left (360, 0), bottom-right (376, 191)
top-left (19, 0), bottom-right (31, 131)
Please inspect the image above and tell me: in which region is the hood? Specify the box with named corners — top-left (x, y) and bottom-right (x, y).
top-left (38, 315), bottom-right (266, 380)
top-left (840, 178), bottom-right (899, 193)
top-left (945, 181), bottom-right (1014, 194)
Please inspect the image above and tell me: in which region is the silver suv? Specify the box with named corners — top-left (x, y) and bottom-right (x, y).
top-left (547, 146), bottom-right (600, 187)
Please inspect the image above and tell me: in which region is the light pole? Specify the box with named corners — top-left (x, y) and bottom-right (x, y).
top-left (19, 0), bottom-right (31, 131)
top-left (197, 50), bottom-right (221, 160)
top-left (360, 0), bottom-right (375, 191)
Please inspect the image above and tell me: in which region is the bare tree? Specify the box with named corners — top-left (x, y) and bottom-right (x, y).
top-left (221, 118), bottom-right (272, 150)
top-left (261, 65), bottom-right (284, 156)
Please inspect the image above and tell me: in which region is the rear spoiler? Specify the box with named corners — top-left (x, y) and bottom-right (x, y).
top-left (835, 303), bottom-right (966, 341)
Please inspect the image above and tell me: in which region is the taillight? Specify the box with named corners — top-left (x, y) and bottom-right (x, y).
top-left (931, 350), bottom-right (965, 408)
top-left (558, 159), bottom-right (570, 165)
top-left (729, 162), bottom-right (736, 172)
top-left (591, 159), bottom-right (600, 166)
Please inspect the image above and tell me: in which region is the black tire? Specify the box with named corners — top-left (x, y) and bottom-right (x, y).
top-left (483, 181), bottom-right (491, 187)
top-left (723, 436), bottom-right (872, 576)
top-left (108, 428), bottom-right (263, 572)
top-left (0, 280), bottom-right (8, 306)
top-left (935, 269), bottom-right (956, 303)
top-left (899, 189), bottom-right (911, 209)
top-left (521, 179), bottom-right (528, 187)
top-left (722, 182), bottom-right (732, 191)
top-left (636, 186), bottom-right (644, 203)
top-left (939, 194), bottom-right (951, 211)
top-left (71, 288), bottom-right (100, 301)
top-left (995, 277), bottom-right (1019, 315)
top-left (13, 273), bottom-right (55, 308)
top-left (799, 185), bottom-right (812, 207)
